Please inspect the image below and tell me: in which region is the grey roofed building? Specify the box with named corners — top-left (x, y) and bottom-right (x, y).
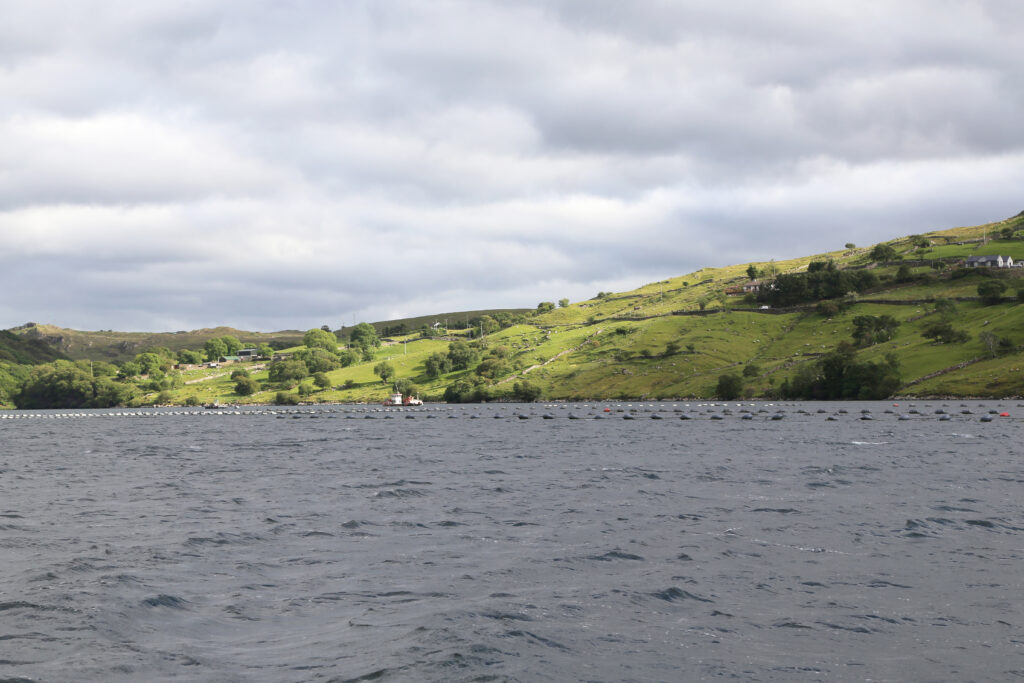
top-left (965, 255), bottom-right (1013, 268)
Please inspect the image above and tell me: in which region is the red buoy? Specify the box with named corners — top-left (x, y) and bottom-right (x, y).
top-left (1000, 412), bottom-right (1010, 417)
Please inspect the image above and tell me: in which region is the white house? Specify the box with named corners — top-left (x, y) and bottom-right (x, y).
top-left (965, 255), bottom-right (1013, 268)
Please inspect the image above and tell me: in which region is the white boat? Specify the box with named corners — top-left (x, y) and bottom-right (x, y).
top-left (382, 392), bottom-right (423, 406)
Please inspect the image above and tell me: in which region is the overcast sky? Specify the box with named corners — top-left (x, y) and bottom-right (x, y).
top-left (2, 1), bottom-right (1022, 332)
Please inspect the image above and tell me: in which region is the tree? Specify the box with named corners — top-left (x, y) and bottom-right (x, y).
top-left (394, 377), bottom-right (417, 397)
top-left (869, 243), bottom-right (899, 262)
top-left (512, 380), bottom-right (542, 402)
top-left (177, 349), bottom-right (204, 365)
top-left (268, 359), bottom-right (308, 383)
top-left (447, 341), bottom-right (477, 370)
top-left (922, 321), bottom-right (969, 344)
top-left (845, 243), bottom-right (856, 249)
top-left (742, 364), bottom-right (761, 378)
top-left (274, 391), bottom-right (299, 405)
top-left (313, 372), bottom-right (331, 389)
top-left (257, 343), bottom-right (275, 359)
top-left (535, 301), bottom-right (555, 314)
top-left (204, 338), bottom-right (228, 362)
top-left (851, 315), bottom-right (900, 347)
top-left (1001, 227), bottom-right (1015, 240)
top-left (117, 361), bottom-right (141, 379)
top-left (234, 376), bottom-right (259, 395)
top-left (292, 348), bottom-right (340, 373)
top-left (337, 350), bottom-right (359, 367)
top-left (134, 353), bottom-right (164, 375)
top-left (780, 343), bottom-right (901, 400)
top-left (475, 356), bottom-right (511, 380)
top-left (443, 377), bottom-right (490, 403)
top-left (424, 351), bottom-right (453, 378)
top-left (716, 373), bottom-right (744, 400)
top-left (933, 298), bottom-right (957, 320)
top-left (16, 360), bottom-right (137, 409)
top-left (348, 323), bottom-right (380, 350)
top-left (303, 328), bottom-right (338, 351)
top-left (220, 336), bottom-right (242, 355)
top-left (373, 361), bottom-right (395, 384)
top-left (558, 298), bottom-right (570, 308)
top-left (297, 382), bottom-right (314, 397)
top-left (746, 264), bottom-right (759, 280)
top-left (230, 368), bottom-right (250, 379)
top-left (977, 280), bottom-right (1008, 305)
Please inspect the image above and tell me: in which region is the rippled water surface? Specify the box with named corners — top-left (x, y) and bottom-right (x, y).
top-left (1, 401), bottom-right (1023, 682)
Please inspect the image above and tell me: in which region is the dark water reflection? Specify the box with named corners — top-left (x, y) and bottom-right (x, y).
top-left (1, 401), bottom-right (1022, 681)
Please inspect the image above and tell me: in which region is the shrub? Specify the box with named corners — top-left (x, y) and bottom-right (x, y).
top-left (716, 373), bottom-right (743, 400)
top-left (274, 391), bottom-right (299, 405)
top-left (313, 372), bottom-right (331, 389)
top-left (978, 280), bottom-right (1008, 305)
top-left (234, 376), bottom-right (259, 396)
top-left (512, 380), bottom-right (542, 402)
top-left (230, 368), bottom-right (250, 380)
top-left (922, 321), bottom-right (969, 344)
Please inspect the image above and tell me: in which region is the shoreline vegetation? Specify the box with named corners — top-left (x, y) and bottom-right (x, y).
top-left (3, 212), bottom-right (1024, 409)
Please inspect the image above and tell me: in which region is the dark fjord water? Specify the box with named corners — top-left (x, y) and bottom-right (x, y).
top-left (1, 402), bottom-right (1022, 682)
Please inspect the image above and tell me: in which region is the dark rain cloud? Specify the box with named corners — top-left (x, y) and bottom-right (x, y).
top-left (1, 0), bottom-right (1022, 331)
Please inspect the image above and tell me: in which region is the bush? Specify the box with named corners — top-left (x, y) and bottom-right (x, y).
top-left (978, 280), bottom-right (1008, 305)
top-left (313, 372), bottom-right (331, 389)
top-left (184, 395), bottom-right (199, 406)
top-left (922, 321), bottom-right (969, 344)
top-left (274, 391), bottom-right (299, 405)
top-left (512, 380), bottom-right (542, 402)
top-left (155, 391), bottom-right (173, 405)
top-left (716, 373), bottom-right (744, 400)
top-left (230, 368), bottom-right (250, 380)
top-left (234, 376), bottom-right (259, 396)
top-left (268, 359), bottom-right (308, 383)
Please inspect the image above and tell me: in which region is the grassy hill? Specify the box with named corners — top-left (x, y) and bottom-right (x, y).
top-left (0, 330), bottom-right (69, 365)
top-left (7, 212), bottom-right (1024, 405)
top-left (6, 324), bottom-right (306, 362)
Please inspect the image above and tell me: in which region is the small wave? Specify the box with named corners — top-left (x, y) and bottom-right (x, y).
top-left (500, 629), bottom-right (570, 650)
top-left (851, 441), bottom-right (888, 445)
top-left (480, 610), bottom-right (534, 622)
top-left (372, 488), bottom-right (426, 498)
top-left (589, 549), bottom-right (645, 561)
top-left (651, 587), bottom-right (713, 603)
top-left (141, 594), bottom-right (188, 609)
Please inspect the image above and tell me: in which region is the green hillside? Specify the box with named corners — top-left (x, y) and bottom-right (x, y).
top-left (6, 211), bottom-right (1024, 407)
top-left (7, 324), bottom-right (306, 362)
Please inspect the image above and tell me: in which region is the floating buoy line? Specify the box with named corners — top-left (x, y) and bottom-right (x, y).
top-left (1, 402), bottom-right (1019, 422)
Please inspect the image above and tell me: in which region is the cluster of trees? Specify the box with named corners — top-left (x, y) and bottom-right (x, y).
top-left (263, 323), bottom-right (379, 394)
top-left (13, 360), bottom-right (139, 409)
top-left (423, 340), bottom-right (484, 379)
top-left (780, 343), bottom-right (901, 400)
top-left (758, 261), bottom-right (879, 307)
top-left (851, 315), bottom-right (900, 347)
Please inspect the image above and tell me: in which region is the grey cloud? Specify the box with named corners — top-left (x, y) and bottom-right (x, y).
top-left (1, 0), bottom-right (1023, 331)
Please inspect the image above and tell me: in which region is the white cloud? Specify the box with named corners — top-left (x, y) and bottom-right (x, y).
top-left (1, 0), bottom-right (1022, 330)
